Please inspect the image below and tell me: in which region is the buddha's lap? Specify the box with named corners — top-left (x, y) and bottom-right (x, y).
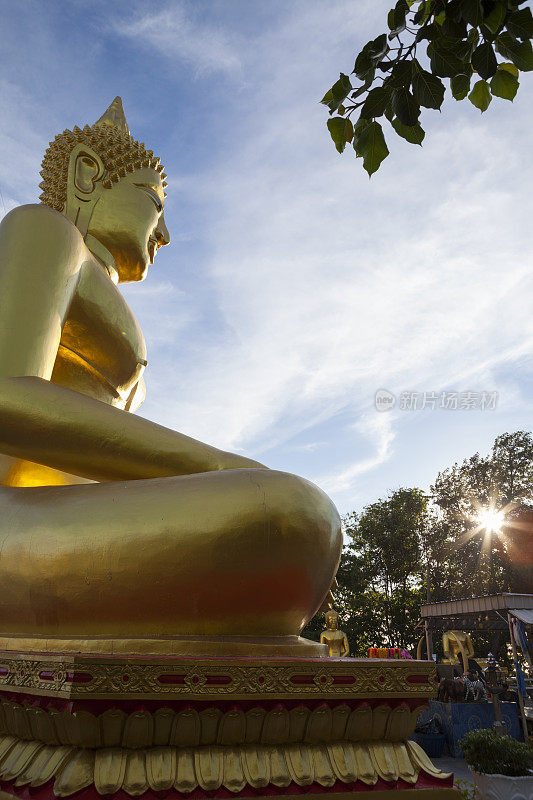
top-left (0, 468), bottom-right (341, 638)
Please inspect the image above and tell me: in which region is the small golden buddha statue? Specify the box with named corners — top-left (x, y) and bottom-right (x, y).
top-left (320, 610), bottom-right (349, 657)
top-left (0, 98), bottom-right (341, 657)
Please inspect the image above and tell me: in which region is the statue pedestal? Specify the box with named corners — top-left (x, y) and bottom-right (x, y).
top-left (0, 651), bottom-right (456, 798)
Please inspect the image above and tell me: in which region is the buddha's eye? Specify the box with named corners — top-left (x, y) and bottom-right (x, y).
top-left (135, 184), bottom-right (163, 213)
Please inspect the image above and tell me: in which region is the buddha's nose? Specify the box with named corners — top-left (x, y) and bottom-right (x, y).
top-left (155, 213), bottom-right (170, 247)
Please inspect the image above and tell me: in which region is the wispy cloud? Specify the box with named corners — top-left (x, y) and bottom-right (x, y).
top-left (113, 4), bottom-right (241, 76)
top-left (131, 0), bottom-right (532, 510)
top-left (319, 414), bottom-right (396, 494)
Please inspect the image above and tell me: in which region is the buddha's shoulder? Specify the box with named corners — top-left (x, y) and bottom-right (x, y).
top-left (0, 204), bottom-right (83, 248)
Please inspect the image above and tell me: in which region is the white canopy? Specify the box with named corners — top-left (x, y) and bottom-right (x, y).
top-left (510, 609), bottom-right (533, 625)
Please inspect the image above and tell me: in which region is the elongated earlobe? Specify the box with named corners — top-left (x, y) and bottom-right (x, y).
top-left (65, 144), bottom-right (106, 238)
top-left (73, 153), bottom-right (103, 194)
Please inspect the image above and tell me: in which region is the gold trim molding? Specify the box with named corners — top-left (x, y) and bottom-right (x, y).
top-left (0, 653), bottom-right (437, 701)
top-left (0, 636), bottom-right (327, 659)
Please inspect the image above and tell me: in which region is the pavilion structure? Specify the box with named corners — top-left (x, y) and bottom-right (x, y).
top-left (419, 593), bottom-right (533, 741)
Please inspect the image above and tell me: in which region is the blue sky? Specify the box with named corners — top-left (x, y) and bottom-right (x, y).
top-left (1, 0), bottom-right (531, 515)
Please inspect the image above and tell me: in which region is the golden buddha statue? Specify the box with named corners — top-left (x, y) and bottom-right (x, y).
top-left (320, 609), bottom-right (349, 657)
top-left (0, 98), bottom-right (341, 657)
top-left (442, 630), bottom-right (475, 673)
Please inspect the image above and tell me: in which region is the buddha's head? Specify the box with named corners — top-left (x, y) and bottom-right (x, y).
top-left (325, 610), bottom-right (339, 630)
top-left (39, 97), bottom-right (170, 283)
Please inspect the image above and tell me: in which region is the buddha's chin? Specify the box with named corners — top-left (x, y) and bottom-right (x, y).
top-left (115, 248), bottom-right (151, 282)
top-left (116, 261), bottom-right (149, 283)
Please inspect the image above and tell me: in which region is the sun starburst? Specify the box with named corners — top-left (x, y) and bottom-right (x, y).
top-left (475, 505), bottom-right (505, 535)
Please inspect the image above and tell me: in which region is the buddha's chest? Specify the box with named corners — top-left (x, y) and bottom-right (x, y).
top-left (52, 259), bottom-right (147, 410)
top-left (323, 632), bottom-right (344, 647)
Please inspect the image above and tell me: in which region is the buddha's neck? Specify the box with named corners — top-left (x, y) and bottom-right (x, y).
top-left (85, 234), bottom-right (119, 285)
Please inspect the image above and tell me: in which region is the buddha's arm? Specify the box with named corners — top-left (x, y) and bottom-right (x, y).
top-left (0, 205), bottom-right (264, 480)
top-left (0, 377), bottom-right (264, 481)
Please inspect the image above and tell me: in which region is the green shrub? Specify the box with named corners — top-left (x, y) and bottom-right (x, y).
top-left (454, 779), bottom-right (475, 799)
top-left (460, 728), bottom-right (533, 777)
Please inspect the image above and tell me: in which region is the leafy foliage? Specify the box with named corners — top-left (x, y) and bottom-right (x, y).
top-left (454, 780), bottom-right (476, 800)
top-left (303, 487), bottom-right (433, 653)
top-left (321, 0), bottom-right (532, 175)
top-left (429, 429), bottom-right (533, 600)
top-left (460, 728), bottom-right (533, 776)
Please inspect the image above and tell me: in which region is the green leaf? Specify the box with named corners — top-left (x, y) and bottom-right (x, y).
top-left (389, 60), bottom-right (413, 88)
top-left (352, 118), bottom-right (371, 158)
top-left (321, 73), bottom-right (352, 112)
top-left (327, 117), bottom-right (352, 153)
top-left (468, 79), bottom-right (492, 111)
top-left (353, 117), bottom-right (370, 137)
top-left (334, 73), bottom-right (352, 98)
top-left (461, 0), bottom-right (483, 27)
top-left (442, 17), bottom-right (467, 39)
top-left (384, 99), bottom-right (394, 122)
top-left (451, 39), bottom-right (472, 61)
top-left (387, 9), bottom-right (396, 30)
top-left (412, 66), bottom-right (445, 109)
top-left (483, 2), bottom-right (507, 34)
top-left (360, 86), bottom-right (391, 119)
top-left (416, 21), bottom-right (437, 42)
top-left (471, 42), bottom-right (498, 79)
top-left (368, 34), bottom-right (389, 62)
top-left (354, 120), bottom-right (389, 177)
top-left (498, 62), bottom-right (519, 77)
top-left (508, 40), bottom-right (533, 71)
top-left (490, 68), bottom-right (519, 100)
top-left (430, 45), bottom-right (465, 77)
top-left (413, 1), bottom-right (428, 25)
top-left (390, 0), bottom-right (409, 34)
top-left (391, 118), bottom-right (425, 144)
top-left (496, 31), bottom-right (519, 61)
top-left (467, 27), bottom-right (480, 49)
top-left (392, 87), bottom-right (421, 126)
top-left (451, 73), bottom-right (471, 100)
top-left (507, 7), bottom-right (533, 40)
top-left (354, 44), bottom-right (374, 79)
top-left (345, 118), bottom-right (354, 143)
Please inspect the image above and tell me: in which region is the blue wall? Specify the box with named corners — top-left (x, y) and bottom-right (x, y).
top-left (416, 700), bottom-right (523, 758)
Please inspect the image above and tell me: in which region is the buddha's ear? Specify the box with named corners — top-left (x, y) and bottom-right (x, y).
top-left (73, 149), bottom-right (104, 194)
top-left (65, 144), bottom-right (107, 238)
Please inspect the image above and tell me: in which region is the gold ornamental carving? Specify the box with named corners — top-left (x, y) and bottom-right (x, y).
top-left (0, 698), bottom-right (427, 749)
top-left (0, 654), bottom-right (437, 700)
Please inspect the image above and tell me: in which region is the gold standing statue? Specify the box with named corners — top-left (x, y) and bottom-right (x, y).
top-left (320, 609), bottom-right (350, 657)
top-left (0, 98), bottom-right (342, 656)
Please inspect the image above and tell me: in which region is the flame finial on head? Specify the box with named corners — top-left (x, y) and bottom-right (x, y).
top-left (94, 96), bottom-right (130, 136)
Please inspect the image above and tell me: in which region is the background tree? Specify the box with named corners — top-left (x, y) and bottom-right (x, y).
top-left (321, 0), bottom-right (533, 175)
top-left (430, 429), bottom-right (533, 597)
top-left (304, 430), bottom-right (532, 660)
top-left (304, 487), bottom-right (433, 653)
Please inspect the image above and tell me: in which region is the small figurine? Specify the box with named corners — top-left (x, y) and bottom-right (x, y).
top-left (320, 610), bottom-right (349, 657)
